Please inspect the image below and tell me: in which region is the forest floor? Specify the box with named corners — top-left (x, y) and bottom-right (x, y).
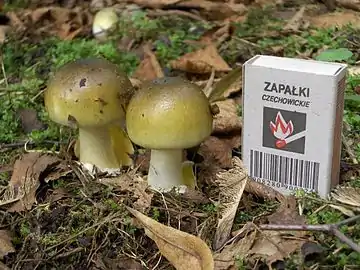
top-left (0, 0), bottom-right (360, 269)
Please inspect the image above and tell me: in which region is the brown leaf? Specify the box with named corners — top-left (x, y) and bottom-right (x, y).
top-left (207, 67), bottom-right (242, 103)
top-left (221, 135), bottom-right (241, 150)
top-left (267, 196), bottom-right (306, 226)
top-left (131, 0), bottom-right (182, 9)
top-left (133, 44), bottom-right (164, 81)
top-left (336, 0), bottom-right (360, 12)
top-left (0, 261), bottom-right (10, 270)
top-left (213, 99), bottom-right (241, 134)
top-left (180, 188), bottom-right (210, 204)
top-left (244, 179), bottom-right (286, 202)
top-left (14, 6), bottom-right (91, 40)
top-left (94, 254), bottom-right (144, 270)
top-left (331, 186), bottom-right (360, 208)
top-left (283, 6), bottom-right (307, 32)
top-left (199, 136), bottom-right (233, 169)
top-left (0, 230), bottom-right (15, 260)
top-left (132, 0), bottom-right (246, 20)
top-left (0, 153), bottom-right (62, 212)
top-left (0, 25), bottom-right (9, 44)
top-left (213, 157), bottom-right (248, 250)
top-left (99, 171), bottom-right (153, 212)
top-left (133, 149), bottom-right (151, 173)
top-left (266, 196), bottom-right (307, 239)
top-left (170, 44), bottom-right (231, 74)
top-left (17, 108), bottom-right (45, 134)
top-left (214, 225), bottom-right (257, 270)
top-left (31, 7), bottom-right (72, 24)
top-left (126, 207), bottom-right (214, 270)
top-left (307, 10), bottom-right (360, 29)
top-left (249, 230), bottom-right (305, 266)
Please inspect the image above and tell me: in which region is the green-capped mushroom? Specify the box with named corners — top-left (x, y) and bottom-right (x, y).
top-left (92, 7), bottom-right (119, 41)
top-left (126, 76), bottom-right (213, 191)
top-left (44, 57), bottom-right (134, 170)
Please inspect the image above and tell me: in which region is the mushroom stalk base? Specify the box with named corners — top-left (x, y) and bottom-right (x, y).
top-left (148, 149), bottom-right (184, 192)
top-left (78, 127), bottom-right (120, 170)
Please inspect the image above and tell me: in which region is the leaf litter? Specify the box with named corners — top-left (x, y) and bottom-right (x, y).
top-left (1, 0), bottom-right (360, 269)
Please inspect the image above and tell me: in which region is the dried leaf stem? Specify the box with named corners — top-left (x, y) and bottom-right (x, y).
top-left (259, 215), bottom-right (360, 253)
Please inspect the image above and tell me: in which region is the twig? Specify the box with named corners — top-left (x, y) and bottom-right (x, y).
top-left (0, 140), bottom-right (65, 151)
top-left (259, 215), bottom-right (360, 253)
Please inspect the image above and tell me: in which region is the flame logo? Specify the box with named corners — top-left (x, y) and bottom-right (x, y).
top-left (270, 112), bottom-right (294, 140)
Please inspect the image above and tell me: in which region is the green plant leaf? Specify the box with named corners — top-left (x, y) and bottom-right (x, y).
top-left (316, 48), bottom-right (353, 62)
top-left (345, 94), bottom-right (360, 103)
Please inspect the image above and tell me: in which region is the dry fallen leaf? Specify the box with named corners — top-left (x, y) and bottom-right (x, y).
top-left (244, 179), bottom-right (286, 202)
top-left (214, 225), bottom-right (257, 270)
top-left (0, 25), bottom-right (9, 44)
top-left (131, 0), bottom-right (182, 9)
top-left (267, 195), bottom-right (306, 226)
top-left (248, 229), bottom-right (305, 266)
top-left (283, 6), bottom-right (307, 31)
top-left (331, 186), bottom-right (360, 209)
top-left (11, 6), bottom-right (91, 40)
top-left (336, 0), bottom-right (360, 12)
top-left (170, 44), bottom-right (231, 74)
top-left (213, 157), bottom-right (248, 250)
top-left (198, 136), bottom-right (233, 169)
top-left (99, 170), bottom-right (153, 212)
top-left (0, 261), bottom-right (10, 270)
top-left (126, 207), bottom-right (214, 270)
top-left (133, 44), bottom-right (164, 81)
top-left (307, 10), bottom-right (360, 29)
top-left (348, 66), bottom-right (360, 76)
top-left (0, 230), bottom-right (15, 260)
top-left (207, 67), bottom-right (242, 103)
top-left (213, 99), bottom-right (242, 134)
top-left (131, 0), bottom-right (246, 20)
top-left (94, 254), bottom-right (144, 270)
top-left (0, 153), bottom-right (64, 212)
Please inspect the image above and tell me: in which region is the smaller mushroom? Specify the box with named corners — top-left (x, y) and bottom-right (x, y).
top-left (126, 77), bottom-right (213, 192)
top-left (92, 7), bottom-right (119, 41)
top-left (44, 57), bottom-right (134, 171)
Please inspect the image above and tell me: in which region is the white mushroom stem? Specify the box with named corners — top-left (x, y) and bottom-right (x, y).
top-left (148, 149), bottom-right (184, 192)
top-left (78, 126), bottom-right (120, 170)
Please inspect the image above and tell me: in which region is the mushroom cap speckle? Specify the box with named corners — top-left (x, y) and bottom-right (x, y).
top-left (126, 77), bottom-right (213, 149)
top-left (44, 57), bottom-right (134, 128)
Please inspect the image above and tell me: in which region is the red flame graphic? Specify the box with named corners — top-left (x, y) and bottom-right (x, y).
top-left (270, 112), bottom-right (294, 141)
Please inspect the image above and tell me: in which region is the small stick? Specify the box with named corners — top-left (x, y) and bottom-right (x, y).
top-left (0, 140), bottom-right (65, 150)
top-left (259, 215), bottom-right (360, 253)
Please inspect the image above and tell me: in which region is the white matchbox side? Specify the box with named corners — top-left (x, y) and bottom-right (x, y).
top-left (241, 55), bottom-right (347, 198)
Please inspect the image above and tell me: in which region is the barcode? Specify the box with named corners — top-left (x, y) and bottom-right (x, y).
top-left (249, 150), bottom-right (320, 191)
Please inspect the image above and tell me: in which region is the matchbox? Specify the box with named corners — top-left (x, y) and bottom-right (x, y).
top-left (241, 55), bottom-right (347, 198)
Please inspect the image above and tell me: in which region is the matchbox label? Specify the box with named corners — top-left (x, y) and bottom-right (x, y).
top-left (262, 107), bottom-right (306, 154)
top-left (262, 81), bottom-right (311, 108)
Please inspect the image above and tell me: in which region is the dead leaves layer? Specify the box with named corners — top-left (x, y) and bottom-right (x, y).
top-left (127, 207), bottom-right (214, 270)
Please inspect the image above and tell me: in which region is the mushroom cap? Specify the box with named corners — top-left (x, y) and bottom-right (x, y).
top-left (44, 57), bottom-right (134, 128)
top-left (92, 7), bottom-right (118, 39)
top-left (126, 77), bottom-right (213, 149)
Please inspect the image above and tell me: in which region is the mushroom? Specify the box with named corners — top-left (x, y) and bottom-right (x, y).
top-left (44, 57), bottom-right (135, 171)
top-left (92, 7), bottom-right (119, 41)
top-left (126, 77), bottom-right (213, 191)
